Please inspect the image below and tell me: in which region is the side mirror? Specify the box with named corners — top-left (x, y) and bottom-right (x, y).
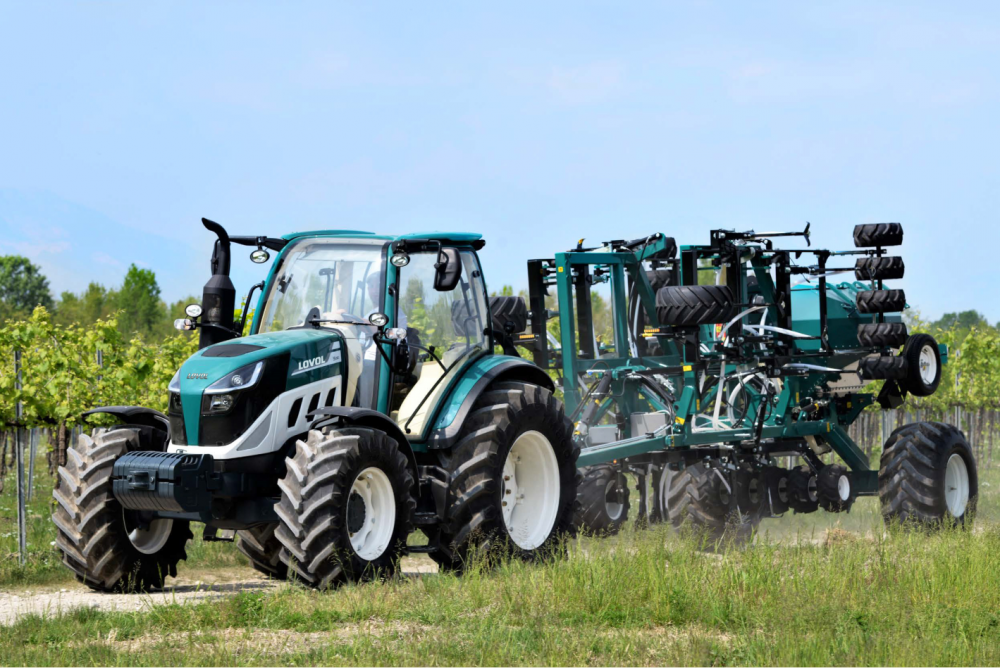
top-left (433, 247), bottom-right (462, 292)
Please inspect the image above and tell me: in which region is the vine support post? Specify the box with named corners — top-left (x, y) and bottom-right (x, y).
top-left (14, 350), bottom-right (26, 567)
top-left (26, 428), bottom-right (37, 502)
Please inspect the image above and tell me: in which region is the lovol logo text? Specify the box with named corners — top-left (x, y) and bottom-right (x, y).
top-left (291, 350), bottom-right (340, 376)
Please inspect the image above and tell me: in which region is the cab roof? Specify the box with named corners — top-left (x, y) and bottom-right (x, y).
top-left (281, 230), bottom-right (484, 245)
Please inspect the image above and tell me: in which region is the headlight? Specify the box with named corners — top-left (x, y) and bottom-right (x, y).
top-left (205, 361), bottom-right (264, 395)
top-left (169, 370), bottom-right (181, 393)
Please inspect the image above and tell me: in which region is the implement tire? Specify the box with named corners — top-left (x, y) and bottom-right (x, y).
top-left (854, 223), bottom-right (903, 247)
top-left (879, 422), bottom-right (977, 529)
top-left (237, 524), bottom-right (287, 580)
top-left (275, 427), bottom-right (415, 589)
top-left (655, 285), bottom-right (736, 327)
top-left (787, 465), bottom-right (819, 514)
top-left (656, 463), bottom-right (757, 545)
top-left (856, 289), bottom-right (906, 314)
top-left (574, 465), bottom-right (630, 536)
top-left (857, 322), bottom-right (908, 348)
top-left (431, 381), bottom-right (579, 571)
top-left (52, 429), bottom-right (192, 592)
top-left (854, 256), bottom-right (905, 281)
top-left (859, 355), bottom-right (908, 380)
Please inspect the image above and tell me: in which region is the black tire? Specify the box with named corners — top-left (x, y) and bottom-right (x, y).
top-left (574, 465), bottom-right (630, 536)
top-left (856, 289), bottom-right (906, 314)
top-left (787, 465), bottom-right (819, 513)
top-left (900, 333), bottom-right (941, 396)
top-left (854, 223), bottom-right (903, 247)
top-left (816, 465), bottom-right (856, 513)
top-left (857, 322), bottom-right (908, 348)
top-left (855, 256), bottom-right (904, 281)
top-left (52, 429), bottom-right (192, 592)
top-left (431, 382), bottom-right (579, 571)
top-left (236, 524), bottom-right (288, 580)
top-left (275, 427), bottom-right (415, 589)
top-left (734, 467), bottom-right (765, 517)
top-left (658, 463), bottom-right (757, 545)
top-left (655, 285), bottom-right (736, 327)
top-left (879, 422), bottom-right (977, 528)
top-left (762, 466), bottom-right (791, 515)
top-left (859, 355), bottom-right (908, 380)
top-left (489, 296), bottom-right (528, 334)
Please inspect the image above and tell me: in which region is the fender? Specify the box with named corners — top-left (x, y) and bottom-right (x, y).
top-left (81, 406), bottom-right (171, 451)
top-left (307, 406), bottom-right (419, 482)
top-left (424, 356), bottom-right (555, 450)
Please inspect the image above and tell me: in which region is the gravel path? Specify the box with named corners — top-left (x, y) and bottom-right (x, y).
top-left (0, 558), bottom-right (437, 626)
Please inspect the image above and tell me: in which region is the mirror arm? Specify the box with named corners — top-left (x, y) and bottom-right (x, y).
top-left (237, 281), bottom-right (266, 336)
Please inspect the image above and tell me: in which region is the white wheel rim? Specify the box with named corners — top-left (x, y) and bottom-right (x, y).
top-left (501, 431), bottom-right (560, 550)
top-left (945, 454), bottom-right (970, 518)
top-left (837, 475), bottom-right (850, 501)
top-left (919, 345), bottom-right (938, 385)
top-left (128, 518), bottom-right (174, 555)
top-left (604, 479), bottom-right (624, 521)
top-left (348, 467), bottom-right (396, 561)
top-left (807, 476), bottom-right (818, 502)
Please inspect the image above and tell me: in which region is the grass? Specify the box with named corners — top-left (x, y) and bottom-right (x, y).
top-left (2, 451), bottom-right (1000, 665)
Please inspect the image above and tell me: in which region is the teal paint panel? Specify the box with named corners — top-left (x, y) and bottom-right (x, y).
top-left (432, 355), bottom-right (512, 430)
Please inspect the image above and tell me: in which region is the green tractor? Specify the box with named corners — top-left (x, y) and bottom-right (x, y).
top-left (53, 220), bottom-right (579, 591)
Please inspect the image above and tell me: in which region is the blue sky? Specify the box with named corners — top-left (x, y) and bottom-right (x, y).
top-left (1, 2), bottom-right (998, 321)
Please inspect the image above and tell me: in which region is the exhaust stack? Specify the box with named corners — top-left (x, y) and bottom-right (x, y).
top-left (200, 218), bottom-right (237, 349)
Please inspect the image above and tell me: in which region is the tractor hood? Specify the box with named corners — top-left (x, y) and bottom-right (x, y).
top-left (169, 328), bottom-right (355, 447)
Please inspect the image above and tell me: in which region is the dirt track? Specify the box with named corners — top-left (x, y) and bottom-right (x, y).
top-left (0, 558), bottom-right (437, 626)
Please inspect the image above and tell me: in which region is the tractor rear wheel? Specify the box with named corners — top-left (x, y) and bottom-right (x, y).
top-left (52, 429), bottom-right (192, 592)
top-left (431, 381), bottom-right (579, 571)
top-left (275, 427), bottom-right (415, 589)
top-left (236, 524), bottom-right (287, 580)
top-left (655, 463), bottom-right (758, 546)
top-left (574, 465), bottom-right (630, 535)
top-left (879, 422), bottom-right (977, 528)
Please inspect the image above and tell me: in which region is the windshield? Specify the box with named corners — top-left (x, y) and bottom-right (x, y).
top-left (257, 238), bottom-right (387, 408)
top-left (258, 239), bottom-right (385, 333)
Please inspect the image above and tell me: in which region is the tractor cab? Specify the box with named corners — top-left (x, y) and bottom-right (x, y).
top-left (250, 232), bottom-right (493, 437)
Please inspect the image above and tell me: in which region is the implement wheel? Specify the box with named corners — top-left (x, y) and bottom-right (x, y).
top-left (52, 429), bottom-right (192, 592)
top-left (431, 381), bottom-right (579, 571)
top-left (574, 465), bottom-right (630, 536)
top-left (654, 463), bottom-right (758, 546)
top-left (879, 422), bottom-right (977, 529)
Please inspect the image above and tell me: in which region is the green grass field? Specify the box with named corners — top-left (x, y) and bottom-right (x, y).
top-left (1, 453), bottom-right (999, 666)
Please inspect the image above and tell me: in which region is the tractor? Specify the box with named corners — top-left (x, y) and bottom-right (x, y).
top-left (53, 219), bottom-right (579, 591)
top-left (522, 224), bottom-right (976, 540)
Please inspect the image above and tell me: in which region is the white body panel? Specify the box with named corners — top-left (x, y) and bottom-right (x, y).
top-left (167, 376), bottom-right (341, 461)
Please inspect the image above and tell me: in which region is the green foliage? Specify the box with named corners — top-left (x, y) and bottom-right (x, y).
top-left (0, 306), bottom-right (198, 428)
top-left (0, 255), bottom-right (53, 322)
top-left (115, 264), bottom-right (163, 338)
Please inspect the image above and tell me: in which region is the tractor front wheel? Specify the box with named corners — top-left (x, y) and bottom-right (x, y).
top-left (237, 524), bottom-right (288, 580)
top-left (275, 427), bottom-right (415, 589)
top-left (52, 429), bottom-right (192, 592)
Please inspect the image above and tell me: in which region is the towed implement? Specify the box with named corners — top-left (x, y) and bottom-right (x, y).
top-left (512, 224), bottom-right (975, 540)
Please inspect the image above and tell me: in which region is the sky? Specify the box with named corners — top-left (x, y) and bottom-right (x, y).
top-left (1, 2), bottom-right (999, 322)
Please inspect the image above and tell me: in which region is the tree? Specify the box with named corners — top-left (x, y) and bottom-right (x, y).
top-left (115, 265), bottom-right (163, 338)
top-left (54, 282), bottom-right (113, 327)
top-left (0, 255), bottom-right (52, 322)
